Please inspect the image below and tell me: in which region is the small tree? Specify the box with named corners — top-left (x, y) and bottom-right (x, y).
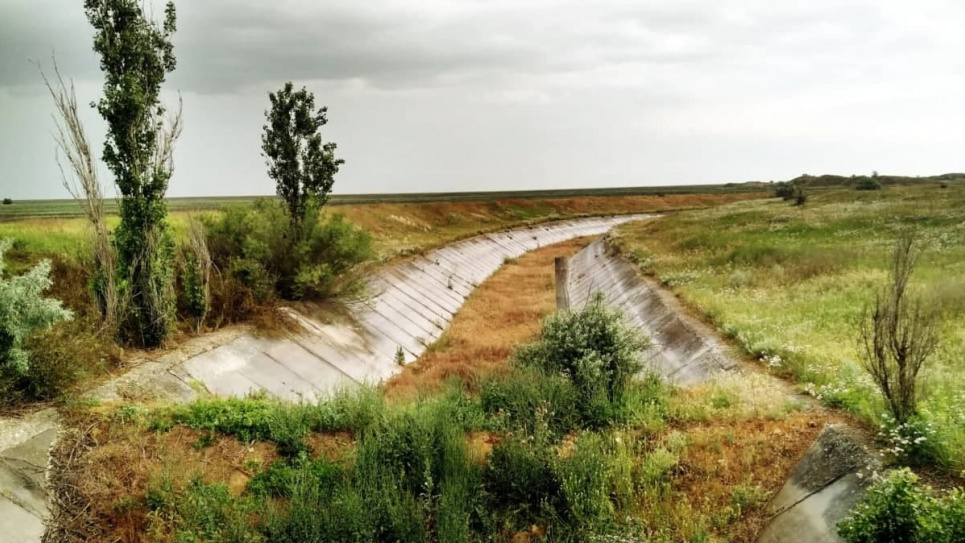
top-left (774, 182), bottom-right (795, 200)
top-left (1, 198), bottom-right (11, 205)
top-left (857, 171), bottom-right (882, 191)
top-left (0, 239), bottom-right (73, 374)
top-left (859, 235), bottom-right (939, 423)
top-left (85, 0), bottom-right (182, 347)
top-left (42, 60), bottom-right (119, 331)
top-left (262, 82), bottom-right (344, 226)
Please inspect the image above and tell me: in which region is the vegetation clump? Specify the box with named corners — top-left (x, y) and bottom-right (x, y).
top-left (0, 239), bottom-right (72, 382)
top-left (856, 172), bottom-right (883, 191)
top-left (2, 198), bottom-right (11, 205)
top-left (204, 200), bottom-right (374, 306)
top-left (838, 469), bottom-right (965, 543)
top-left (510, 292), bottom-right (648, 427)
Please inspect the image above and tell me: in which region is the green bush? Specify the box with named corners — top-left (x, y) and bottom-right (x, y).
top-left (2, 198), bottom-right (11, 205)
top-left (486, 432), bottom-right (560, 518)
top-left (774, 182), bottom-right (796, 200)
top-left (481, 366), bottom-right (581, 436)
top-left (0, 239), bottom-right (73, 375)
top-left (513, 293), bottom-right (647, 428)
top-left (856, 177), bottom-right (883, 191)
top-left (556, 432), bottom-right (615, 533)
top-left (205, 199), bottom-right (374, 303)
top-left (838, 468), bottom-right (965, 543)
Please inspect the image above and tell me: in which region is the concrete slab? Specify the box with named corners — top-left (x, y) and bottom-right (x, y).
top-left (0, 496), bottom-right (45, 543)
top-left (757, 425), bottom-right (878, 543)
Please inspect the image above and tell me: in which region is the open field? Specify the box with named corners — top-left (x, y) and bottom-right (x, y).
top-left (0, 184), bottom-right (768, 221)
top-left (0, 191), bottom-right (767, 260)
top-left (614, 184), bottom-right (965, 474)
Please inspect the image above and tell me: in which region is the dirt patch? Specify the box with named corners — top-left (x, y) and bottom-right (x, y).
top-left (306, 431), bottom-right (355, 461)
top-left (383, 237), bottom-right (594, 399)
top-left (655, 409), bottom-right (843, 543)
top-left (45, 415), bottom-right (279, 543)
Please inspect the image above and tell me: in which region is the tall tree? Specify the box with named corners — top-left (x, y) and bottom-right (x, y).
top-left (262, 82), bottom-right (344, 225)
top-left (85, 0), bottom-right (182, 347)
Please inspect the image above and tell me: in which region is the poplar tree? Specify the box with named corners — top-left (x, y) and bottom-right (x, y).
top-left (84, 0), bottom-right (182, 347)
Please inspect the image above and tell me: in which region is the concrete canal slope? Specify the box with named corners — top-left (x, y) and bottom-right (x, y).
top-left (565, 237), bottom-right (737, 385)
top-left (757, 425), bottom-right (879, 543)
top-left (563, 238), bottom-right (875, 543)
top-left (0, 409), bottom-right (59, 543)
top-left (166, 215), bottom-right (651, 402)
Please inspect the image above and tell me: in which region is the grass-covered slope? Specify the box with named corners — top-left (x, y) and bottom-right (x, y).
top-left (614, 185), bottom-right (965, 474)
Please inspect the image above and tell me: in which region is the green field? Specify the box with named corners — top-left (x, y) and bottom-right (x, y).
top-left (615, 185), bottom-right (965, 474)
top-left (0, 184), bottom-right (766, 221)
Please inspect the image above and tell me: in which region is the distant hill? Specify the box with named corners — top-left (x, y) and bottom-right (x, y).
top-left (787, 173), bottom-right (965, 187)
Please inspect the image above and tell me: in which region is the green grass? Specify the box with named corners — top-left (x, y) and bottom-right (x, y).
top-left (615, 184), bottom-right (965, 474)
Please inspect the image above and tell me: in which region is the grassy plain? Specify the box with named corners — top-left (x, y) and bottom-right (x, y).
top-left (0, 191), bottom-right (766, 260)
top-left (0, 184), bottom-right (766, 221)
top-left (614, 184), bottom-right (965, 474)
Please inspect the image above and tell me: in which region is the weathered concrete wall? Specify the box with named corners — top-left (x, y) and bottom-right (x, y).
top-left (168, 215), bottom-right (651, 402)
top-left (565, 237), bottom-right (736, 384)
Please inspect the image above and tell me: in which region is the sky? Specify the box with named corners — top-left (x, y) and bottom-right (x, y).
top-left (2, 0), bottom-right (965, 199)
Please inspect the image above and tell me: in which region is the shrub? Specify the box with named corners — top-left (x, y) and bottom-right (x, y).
top-left (177, 218), bottom-right (211, 332)
top-left (838, 468), bottom-right (965, 543)
top-left (0, 239), bottom-right (73, 375)
top-left (486, 431), bottom-right (560, 519)
top-left (556, 432), bottom-right (615, 533)
top-left (205, 199), bottom-right (374, 305)
top-left (856, 177), bottom-right (882, 191)
top-left (2, 198), bottom-right (11, 205)
top-left (513, 292), bottom-right (648, 428)
top-left (859, 235), bottom-right (939, 424)
top-left (481, 366), bottom-right (581, 436)
top-left (774, 182), bottom-right (795, 200)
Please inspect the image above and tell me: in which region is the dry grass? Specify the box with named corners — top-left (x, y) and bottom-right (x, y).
top-left (47, 415), bottom-right (280, 543)
top-left (337, 193), bottom-right (767, 260)
top-left (648, 411), bottom-right (833, 542)
top-left (384, 236), bottom-right (594, 399)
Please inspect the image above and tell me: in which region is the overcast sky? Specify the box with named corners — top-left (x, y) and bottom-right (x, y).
top-left (2, 0), bottom-right (965, 199)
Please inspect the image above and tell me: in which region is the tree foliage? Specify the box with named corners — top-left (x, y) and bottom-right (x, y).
top-left (262, 82), bottom-right (344, 225)
top-left (84, 0), bottom-right (181, 347)
top-left (860, 235), bottom-right (939, 423)
top-left (0, 239), bottom-right (73, 374)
